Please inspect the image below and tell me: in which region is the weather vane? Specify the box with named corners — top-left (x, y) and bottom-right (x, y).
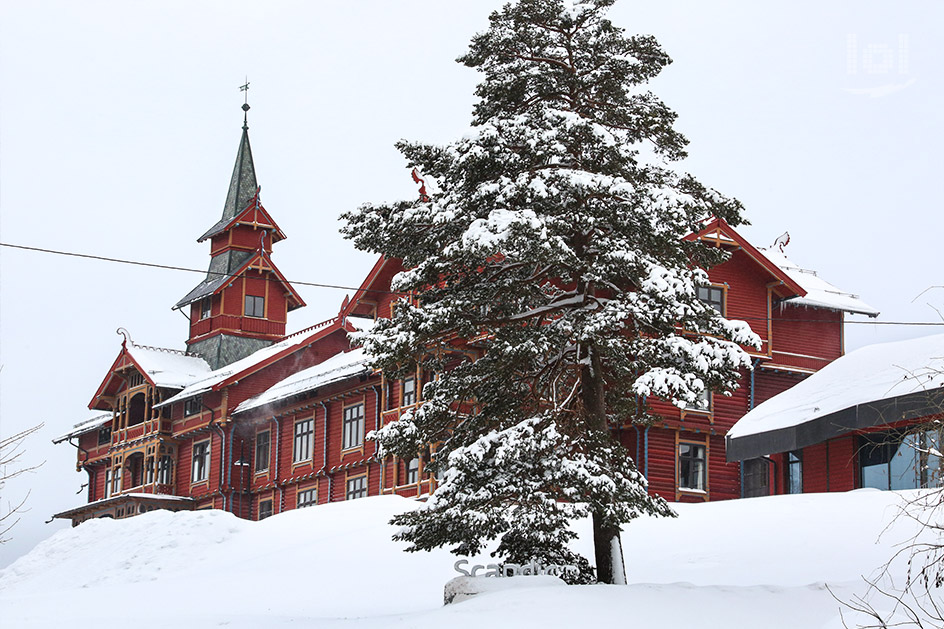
top-left (240, 78), bottom-right (251, 128)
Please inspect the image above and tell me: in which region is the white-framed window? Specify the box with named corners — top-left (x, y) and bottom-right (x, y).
top-left (145, 457), bottom-right (155, 484)
top-left (192, 440), bottom-right (210, 483)
top-left (255, 430), bottom-right (270, 472)
top-left (697, 285), bottom-right (725, 314)
top-left (402, 377), bottom-right (416, 406)
top-left (258, 499), bottom-right (273, 520)
top-left (346, 475), bottom-right (367, 500)
top-left (342, 403), bottom-right (365, 450)
top-left (293, 418), bottom-right (313, 463)
top-left (104, 468), bottom-right (113, 499)
top-left (678, 442), bottom-right (707, 491)
top-left (244, 295), bottom-right (265, 318)
top-left (297, 487), bottom-right (317, 509)
top-left (200, 296), bottom-right (212, 320)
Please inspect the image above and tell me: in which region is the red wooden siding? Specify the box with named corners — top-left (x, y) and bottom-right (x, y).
top-left (771, 305), bottom-right (842, 371)
top-left (708, 250), bottom-right (773, 352)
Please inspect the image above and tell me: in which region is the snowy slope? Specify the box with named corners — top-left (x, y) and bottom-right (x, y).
top-left (1, 491), bottom-right (940, 628)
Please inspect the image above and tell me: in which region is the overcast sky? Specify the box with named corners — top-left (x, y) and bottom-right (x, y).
top-left (1, 0), bottom-right (941, 567)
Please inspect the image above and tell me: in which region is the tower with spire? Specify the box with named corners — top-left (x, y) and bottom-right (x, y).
top-left (175, 101), bottom-right (305, 369)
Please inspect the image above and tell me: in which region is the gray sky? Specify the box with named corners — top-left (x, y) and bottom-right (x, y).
top-left (1, 0), bottom-right (941, 567)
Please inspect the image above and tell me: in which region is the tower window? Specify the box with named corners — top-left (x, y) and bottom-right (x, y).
top-left (200, 297), bottom-right (212, 320)
top-left (245, 295), bottom-right (265, 318)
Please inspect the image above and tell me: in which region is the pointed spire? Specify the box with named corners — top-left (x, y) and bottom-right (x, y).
top-left (221, 104), bottom-right (258, 223)
top-left (197, 100), bottom-right (259, 242)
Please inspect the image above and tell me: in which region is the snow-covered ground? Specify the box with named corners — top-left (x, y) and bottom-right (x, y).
top-left (1, 490), bottom-right (940, 628)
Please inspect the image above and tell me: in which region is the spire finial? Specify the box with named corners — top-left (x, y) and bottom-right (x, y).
top-left (240, 78), bottom-right (251, 129)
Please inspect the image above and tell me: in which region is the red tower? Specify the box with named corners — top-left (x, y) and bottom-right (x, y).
top-left (174, 103), bottom-right (305, 369)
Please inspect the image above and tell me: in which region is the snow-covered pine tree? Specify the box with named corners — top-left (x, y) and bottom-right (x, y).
top-left (341, 0), bottom-right (760, 584)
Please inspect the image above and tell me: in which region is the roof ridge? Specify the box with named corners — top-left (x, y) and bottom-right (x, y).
top-left (281, 316), bottom-right (341, 341)
top-left (129, 341), bottom-right (194, 357)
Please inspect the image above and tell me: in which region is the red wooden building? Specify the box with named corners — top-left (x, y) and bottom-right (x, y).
top-left (53, 107), bottom-right (880, 525)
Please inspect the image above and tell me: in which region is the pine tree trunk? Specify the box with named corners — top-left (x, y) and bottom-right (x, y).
top-left (582, 346), bottom-right (627, 584)
top-left (592, 511), bottom-right (625, 584)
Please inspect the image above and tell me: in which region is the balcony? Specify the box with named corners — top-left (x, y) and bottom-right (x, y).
top-left (191, 314), bottom-right (284, 338)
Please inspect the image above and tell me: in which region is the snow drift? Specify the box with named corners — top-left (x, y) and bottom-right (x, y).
top-left (1, 490), bottom-right (940, 628)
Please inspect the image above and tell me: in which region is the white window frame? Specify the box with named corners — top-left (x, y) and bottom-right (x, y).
top-left (293, 418), bottom-right (313, 463)
top-left (342, 403), bottom-right (365, 450)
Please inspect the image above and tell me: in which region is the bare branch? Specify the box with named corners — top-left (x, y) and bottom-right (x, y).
top-left (0, 422), bottom-right (45, 544)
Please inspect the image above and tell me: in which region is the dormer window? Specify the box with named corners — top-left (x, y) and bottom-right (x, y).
top-left (244, 295), bottom-right (265, 318)
top-left (200, 297), bottom-right (212, 320)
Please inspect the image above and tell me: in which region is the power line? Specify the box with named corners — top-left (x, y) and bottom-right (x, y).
top-left (2, 241), bottom-right (942, 327)
top-left (0, 241), bottom-right (404, 297)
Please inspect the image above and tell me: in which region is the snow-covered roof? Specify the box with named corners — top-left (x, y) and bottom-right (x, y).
top-left (127, 345), bottom-right (212, 389)
top-left (346, 316), bottom-right (375, 332)
top-left (53, 412), bottom-right (112, 443)
top-left (53, 492), bottom-right (196, 520)
top-left (157, 318), bottom-right (342, 408)
top-left (234, 348), bottom-right (371, 415)
top-left (727, 334), bottom-right (944, 459)
top-left (759, 247), bottom-right (879, 317)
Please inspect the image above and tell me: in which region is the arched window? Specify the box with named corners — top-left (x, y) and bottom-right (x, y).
top-left (127, 392), bottom-right (146, 426)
